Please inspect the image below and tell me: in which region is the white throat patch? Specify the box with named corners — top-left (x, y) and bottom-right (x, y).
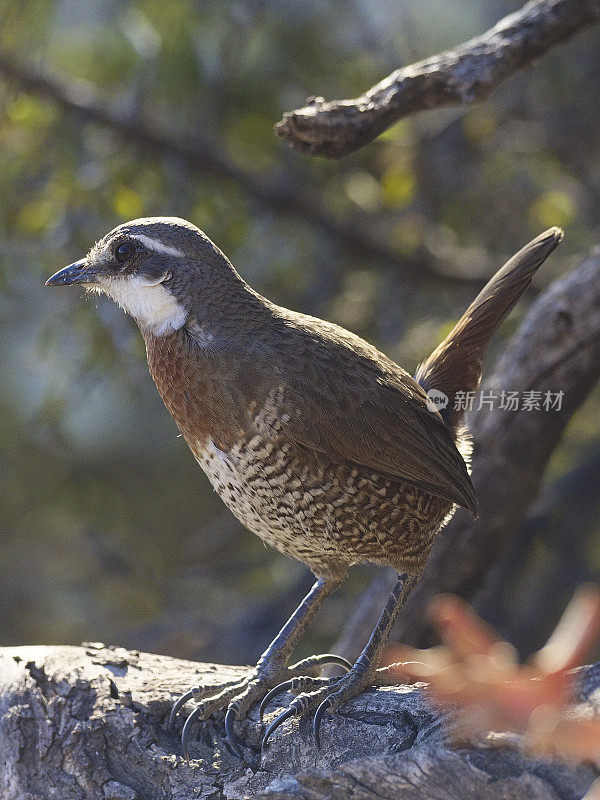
top-left (90, 274), bottom-right (187, 336)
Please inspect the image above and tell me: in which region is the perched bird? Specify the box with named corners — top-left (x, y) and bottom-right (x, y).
top-left (46, 218), bottom-right (562, 756)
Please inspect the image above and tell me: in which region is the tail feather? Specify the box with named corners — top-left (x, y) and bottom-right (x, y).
top-left (415, 227), bottom-right (563, 431)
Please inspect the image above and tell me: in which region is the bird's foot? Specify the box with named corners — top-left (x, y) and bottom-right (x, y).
top-left (262, 659), bottom-right (394, 750)
top-left (169, 652), bottom-right (351, 759)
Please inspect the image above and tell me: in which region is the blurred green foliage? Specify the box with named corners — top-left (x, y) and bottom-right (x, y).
top-left (0, 0), bottom-right (599, 663)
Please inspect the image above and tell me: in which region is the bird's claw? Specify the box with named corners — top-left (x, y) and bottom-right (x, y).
top-left (223, 654), bottom-right (350, 753)
top-left (313, 697), bottom-right (333, 750)
top-left (168, 688), bottom-right (196, 731)
top-left (257, 654), bottom-right (352, 723)
top-left (288, 653), bottom-right (352, 675)
top-left (261, 686), bottom-right (329, 749)
top-left (181, 703), bottom-right (206, 760)
top-left (174, 677), bottom-right (251, 759)
top-left (224, 703), bottom-right (245, 757)
top-left (259, 675), bottom-right (333, 722)
top-left (170, 653), bottom-right (351, 758)
top-left (261, 695), bottom-right (308, 749)
top-left (261, 664), bottom-right (374, 751)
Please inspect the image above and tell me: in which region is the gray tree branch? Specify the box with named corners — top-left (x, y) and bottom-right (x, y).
top-left (276, 0), bottom-right (600, 158)
top-left (1, 643), bottom-right (597, 799)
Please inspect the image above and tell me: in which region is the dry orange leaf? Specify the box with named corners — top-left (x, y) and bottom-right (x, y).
top-left (387, 585), bottom-right (600, 764)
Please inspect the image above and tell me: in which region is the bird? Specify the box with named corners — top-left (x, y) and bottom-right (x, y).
top-left (46, 218), bottom-right (562, 757)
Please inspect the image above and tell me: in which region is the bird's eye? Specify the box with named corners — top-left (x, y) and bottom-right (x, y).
top-left (115, 241), bottom-right (135, 263)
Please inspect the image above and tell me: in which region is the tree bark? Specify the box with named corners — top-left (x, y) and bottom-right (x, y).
top-left (276, 0), bottom-right (600, 158)
top-left (1, 643), bottom-right (598, 799)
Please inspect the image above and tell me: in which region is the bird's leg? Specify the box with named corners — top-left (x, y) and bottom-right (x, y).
top-left (254, 576), bottom-right (343, 678)
top-left (171, 575), bottom-right (345, 757)
top-left (262, 571), bottom-right (420, 749)
top-left (221, 575), bottom-right (346, 752)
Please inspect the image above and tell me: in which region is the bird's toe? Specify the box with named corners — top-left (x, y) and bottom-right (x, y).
top-left (261, 663), bottom-right (375, 751)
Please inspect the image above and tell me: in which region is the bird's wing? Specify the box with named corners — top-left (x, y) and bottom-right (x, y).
top-left (275, 319), bottom-right (477, 515)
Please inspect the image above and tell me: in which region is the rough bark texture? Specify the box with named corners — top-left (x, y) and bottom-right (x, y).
top-left (1, 643), bottom-right (598, 799)
top-left (276, 0), bottom-right (600, 158)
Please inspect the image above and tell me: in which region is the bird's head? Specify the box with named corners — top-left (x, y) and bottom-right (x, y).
top-left (46, 217), bottom-right (234, 336)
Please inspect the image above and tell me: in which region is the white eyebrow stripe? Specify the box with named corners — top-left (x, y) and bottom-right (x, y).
top-left (130, 234), bottom-right (184, 257)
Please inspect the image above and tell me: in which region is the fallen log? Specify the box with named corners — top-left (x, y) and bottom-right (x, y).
top-left (0, 643), bottom-right (597, 799)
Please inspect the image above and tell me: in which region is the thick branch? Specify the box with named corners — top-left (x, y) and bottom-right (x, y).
top-left (395, 247), bottom-right (600, 646)
top-left (276, 0), bottom-right (600, 158)
top-left (0, 643), bottom-right (597, 799)
top-left (0, 54), bottom-right (482, 290)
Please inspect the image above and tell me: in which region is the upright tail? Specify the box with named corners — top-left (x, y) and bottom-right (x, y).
top-left (415, 227), bottom-right (563, 431)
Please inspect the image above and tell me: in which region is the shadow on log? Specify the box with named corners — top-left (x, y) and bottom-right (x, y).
top-left (0, 644), bottom-right (598, 799)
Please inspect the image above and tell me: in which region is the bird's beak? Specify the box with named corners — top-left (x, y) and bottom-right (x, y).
top-left (45, 259), bottom-right (98, 286)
